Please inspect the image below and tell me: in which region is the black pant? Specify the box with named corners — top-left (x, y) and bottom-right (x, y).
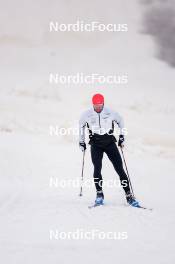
top-left (90, 142), bottom-right (131, 196)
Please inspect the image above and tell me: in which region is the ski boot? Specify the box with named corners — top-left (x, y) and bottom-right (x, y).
top-left (95, 191), bottom-right (104, 206)
top-left (126, 193), bottom-right (140, 208)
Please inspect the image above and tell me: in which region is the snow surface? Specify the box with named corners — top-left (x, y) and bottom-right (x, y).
top-left (0, 0), bottom-right (175, 263)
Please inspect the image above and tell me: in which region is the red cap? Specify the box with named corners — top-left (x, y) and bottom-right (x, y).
top-left (92, 94), bottom-right (104, 105)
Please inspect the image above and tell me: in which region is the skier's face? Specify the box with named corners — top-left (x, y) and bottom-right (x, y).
top-left (93, 103), bottom-right (104, 113)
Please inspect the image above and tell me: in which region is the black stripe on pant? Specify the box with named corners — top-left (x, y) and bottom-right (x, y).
top-left (90, 142), bottom-right (131, 195)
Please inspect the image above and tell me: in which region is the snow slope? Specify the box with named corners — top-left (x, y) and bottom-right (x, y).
top-left (0, 0), bottom-right (175, 263)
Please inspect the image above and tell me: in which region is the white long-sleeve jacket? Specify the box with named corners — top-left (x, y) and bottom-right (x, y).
top-left (79, 106), bottom-right (125, 143)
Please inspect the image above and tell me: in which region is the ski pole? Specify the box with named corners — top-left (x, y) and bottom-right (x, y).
top-left (120, 147), bottom-right (135, 197)
top-left (79, 150), bottom-right (86, 196)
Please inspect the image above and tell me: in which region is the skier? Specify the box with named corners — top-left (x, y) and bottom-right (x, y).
top-left (79, 93), bottom-right (140, 207)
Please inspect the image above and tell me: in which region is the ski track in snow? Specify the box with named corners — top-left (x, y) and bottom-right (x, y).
top-left (0, 131), bottom-right (174, 264)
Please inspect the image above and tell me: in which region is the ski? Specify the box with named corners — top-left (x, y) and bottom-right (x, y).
top-left (135, 205), bottom-right (153, 211)
top-left (88, 203), bottom-right (104, 209)
top-left (88, 203), bottom-right (152, 210)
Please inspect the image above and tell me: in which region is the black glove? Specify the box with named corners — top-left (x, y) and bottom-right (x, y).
top-left (79, 142), bottom-right (86, 151)
top-left (118, 135), bottom-right (124, 147)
